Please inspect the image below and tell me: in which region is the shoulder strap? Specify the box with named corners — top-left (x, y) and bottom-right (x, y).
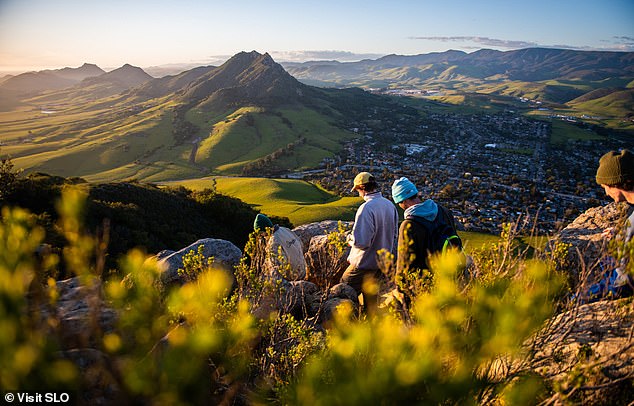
top-left (406, 208), bottom-right (462, 254)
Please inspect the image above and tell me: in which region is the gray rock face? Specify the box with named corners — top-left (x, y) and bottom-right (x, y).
top-left (156, 238), bottom-right (242, 288)
top-left (293, 220), bottom-right (352, 253)
top-left (520, 203), bottom-right (634, 403)
top-left (36, 277), bottom-right (117, 350)
top-left (305, 234), bottom-right (351, 289)
top-left (531, 298), bottom-right (634, 405)
top-left (551, 202), bottom-right (630, 288)
top-left (557, 202), bottom-right (627, 256)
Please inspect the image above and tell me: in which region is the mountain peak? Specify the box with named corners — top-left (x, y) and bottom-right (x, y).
top-left (82, 64), bottom-right (152, 88)
top-left (180, 50), bottom-right (307, 107)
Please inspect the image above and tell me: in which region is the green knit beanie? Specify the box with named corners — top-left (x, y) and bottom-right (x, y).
top-left (596, 149), bottom-right (634, 185)
top-left (253, 213), bottom-right (273, 231)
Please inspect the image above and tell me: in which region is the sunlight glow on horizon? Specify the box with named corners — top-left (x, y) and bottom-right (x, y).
top-left (0, 0), bottom-right (632, 74)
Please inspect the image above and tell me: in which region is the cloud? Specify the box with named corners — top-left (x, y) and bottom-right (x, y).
top-left (269, 50), bottom-right (385, 62)
top-left (410, 36), bottom-right (538, 49)
top-left (410, 36), bottom-right (634, 52)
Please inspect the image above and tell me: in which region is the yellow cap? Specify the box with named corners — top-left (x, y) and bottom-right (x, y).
top-left (351, 172), bottom-right (374, 191)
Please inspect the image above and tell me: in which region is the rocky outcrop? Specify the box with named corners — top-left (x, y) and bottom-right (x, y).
top-left (530, 298), bottom-right (634, 405)
top-left (555, 203), bottom-right (628, 268)
top-left (305, 234), bottom-right (351, 289)
top-left (521, 203), bottom-right (634, 404)
top-left (39, 276), bottom-right (117, 350)
top-left (292, 220), bottom-right (352, 253)
top-left (33, 277), bottom-right (121, 404)
top-left (156, 238), bottom-right (242, 288)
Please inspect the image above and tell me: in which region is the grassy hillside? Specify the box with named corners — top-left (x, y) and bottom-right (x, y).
top-left (0, 52), bottom-right (368, 182)
top-left (185, 106), bottom-right (353, 175)
top-left (162, 176), bottom-right (360, 226)
top-left (569, 88), bottom-right (634, 119)
top-left (162, 175), bottom-right (516, 251)
top-left (0, 98), bottom-right (356, 181)
top-left (0, 173), bottom-right (292, 274)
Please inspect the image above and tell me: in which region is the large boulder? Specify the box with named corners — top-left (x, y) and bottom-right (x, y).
top-left (293, 220), bottom-right (352, 253)
top-left (156, 238), bottom-right (242, 288)
top-left (530, 298), bottom-right (634, 405)
top-left (552, 202), bottom-right (629, 285)
top-left (305, 234), bottom-right (351, 289)
top-left (39, 276), bottom-right (117, 350)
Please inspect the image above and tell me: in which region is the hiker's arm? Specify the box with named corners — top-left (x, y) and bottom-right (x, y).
top-left (349, 208), bottom-right (375, 250)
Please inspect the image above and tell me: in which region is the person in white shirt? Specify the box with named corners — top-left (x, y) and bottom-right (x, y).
top-left (341, 172), bottom-right (398, 303)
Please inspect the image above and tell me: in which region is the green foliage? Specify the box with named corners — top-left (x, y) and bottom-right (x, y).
top-left (0, 150), bottom-right (20, 202)
top-left (0, 183), bottom-right (600, 405)
top-left (0, 203), bottom-right (77, 391)
top-left (2, 174), bottom-right (270, 275)
top-left (283, 252), bottom-right (561, 405)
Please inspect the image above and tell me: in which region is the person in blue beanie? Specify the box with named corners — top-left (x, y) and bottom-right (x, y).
top-left (391, 177), bottom-right (462, 276)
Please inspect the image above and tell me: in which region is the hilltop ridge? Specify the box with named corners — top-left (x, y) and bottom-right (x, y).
top-left (178, 51), bottom-right (310, 108)
top-left (0, 63), bottom-right (105, 95)
top-left (82, 63), bottom-right (153, 88)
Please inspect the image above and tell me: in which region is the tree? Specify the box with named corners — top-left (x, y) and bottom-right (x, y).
top-left (0, 151), bottom-right (20, 201)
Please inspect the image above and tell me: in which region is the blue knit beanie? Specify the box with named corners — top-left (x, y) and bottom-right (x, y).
top-left (254, 213), bottom-right (274, 231)
top-left (391, 177), bottom-right (418, 203)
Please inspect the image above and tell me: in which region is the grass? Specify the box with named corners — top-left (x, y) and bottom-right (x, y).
top-left (548, 119), bottom-right (606, 145)
top-left (161, 176), bottom-right (361, 226)
top-left (162, 175), bottom-right (544, 252)
top-left (186, 106), bottom-right (354, 175)
top-left (0, 95), bottom-right (355, 181)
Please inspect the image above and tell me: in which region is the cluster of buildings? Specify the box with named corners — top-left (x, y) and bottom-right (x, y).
top-left (296, 107), bottom-right (618, 235)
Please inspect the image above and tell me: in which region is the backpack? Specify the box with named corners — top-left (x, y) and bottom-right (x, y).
top-left (406, 209), bottom-right (462, 255)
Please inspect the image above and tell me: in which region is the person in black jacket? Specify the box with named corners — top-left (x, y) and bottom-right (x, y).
top-left (391, 177), bottom-right (462, 275)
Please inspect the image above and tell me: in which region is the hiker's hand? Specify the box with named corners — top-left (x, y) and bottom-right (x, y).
top-left (602, 227), bottom-right (615, 239)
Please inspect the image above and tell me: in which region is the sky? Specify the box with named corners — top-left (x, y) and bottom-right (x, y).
top-left (0, 0), bottom-right (633, 74)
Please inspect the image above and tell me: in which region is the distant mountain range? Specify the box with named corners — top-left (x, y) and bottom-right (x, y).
top-left (0, 48), bottom-right (632, 183)
top-left (283, 48), bottom-right (634, 110)
top-left (0, 51), bottom-right (399, 181)
top-left (0, 63), bottom-right (106, 95)
top-left (2, 47), bottom-right (632, 111)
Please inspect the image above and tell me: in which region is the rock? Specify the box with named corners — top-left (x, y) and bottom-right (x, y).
top-left (305, 234), bottom-right (351, 289)
top-left (39, 277), bottom-right (117, 350)
top-left (155, 249), bottom-right (175, 260)
top-left (293, 220), bottom-right (352, 253)
top-left (328, 283), bottom-right (359, 305)
top-left (156, 238), bottom-right (242, 288)
top-left (529, 298), bottom-right (634, 405)
top-left (319, 298), bottom-right (357, 324)
top-left (61, 348), bottom-right (121, 405)
top-left (282, 280), bottom-right (321, 319)
top-left (552, 202), bottom-right (630, 285)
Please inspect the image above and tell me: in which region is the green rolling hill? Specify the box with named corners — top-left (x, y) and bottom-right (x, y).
top-left (0, 51), bottom-right (406, 182)
top-left (284, 48), bottom-right (634, 128)
top-left (1, 48), bottom-right (632, 185)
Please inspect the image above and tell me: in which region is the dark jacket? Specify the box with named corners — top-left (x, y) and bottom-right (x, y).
top-left (396, 203), bottom-right (459, 274)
